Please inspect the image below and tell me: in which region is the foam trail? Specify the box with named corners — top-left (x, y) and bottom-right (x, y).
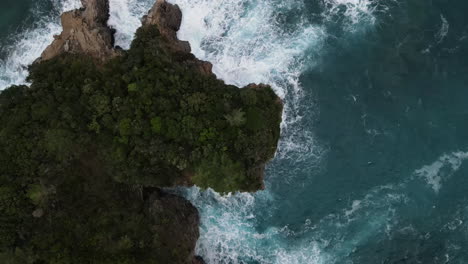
top-left (436, 14), bottom-right (449, 43)
top-left (413, 151), bottom-right (468, 193)
top-left (266, 149), bottom-right (468, 263)
top-left (324, 0), bottom-right (378, 26)
top-left (0, 0), bottom-right (81, 89)
top-left (178, 172), bottom-right (410, 263)
top-left (178, 187), bottom-right (329, 264)
top-left (173, 0), bottom-right (319, 92)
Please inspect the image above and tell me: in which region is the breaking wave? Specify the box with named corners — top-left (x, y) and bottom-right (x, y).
top-left (167, 0), bottom-right (385, 263)
top-left (0, 0), bottom-right (81, 89)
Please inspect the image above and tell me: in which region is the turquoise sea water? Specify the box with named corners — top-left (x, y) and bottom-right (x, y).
top-left (2, 0), bottom-right (468, 263)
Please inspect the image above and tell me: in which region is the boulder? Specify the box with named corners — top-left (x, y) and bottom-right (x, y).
top-left (142, 0), bottom-right (191, 53)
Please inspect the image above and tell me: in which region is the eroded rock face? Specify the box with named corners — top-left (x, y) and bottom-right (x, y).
top-left (143, 0), bottom-right (214, 76)
top-left (81, 0), bottom-right (110, 26)
top-left (37, 0), bottom-right (118, 62)
top-left (142, 0), bottom-right (190, 53)
top-left (145, 188), bottom-right (203, 264)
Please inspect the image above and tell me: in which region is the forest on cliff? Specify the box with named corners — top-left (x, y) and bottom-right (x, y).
top-left (0, 23), bottom-right (281, 263)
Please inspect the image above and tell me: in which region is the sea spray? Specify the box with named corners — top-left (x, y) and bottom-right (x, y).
top-left (108, 0), bottom-right (153, 49)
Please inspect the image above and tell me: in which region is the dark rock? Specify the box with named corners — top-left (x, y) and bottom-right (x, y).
top-left (146, 189), bottom-right (200, 264)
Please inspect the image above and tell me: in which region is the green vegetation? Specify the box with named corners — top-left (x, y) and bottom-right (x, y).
top-left (0, 25), bottom-right (281, 263)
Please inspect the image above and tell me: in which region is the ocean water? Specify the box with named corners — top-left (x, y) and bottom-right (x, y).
top-left (2, 0), bottom-right (468, 263)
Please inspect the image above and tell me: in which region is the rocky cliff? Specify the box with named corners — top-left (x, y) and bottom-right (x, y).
top-left (142, 0), bottom-right (190, 53)
top-left (37, 0), bottom-right (118, 62)
top-left (142, 0), bottom-right (214, 76)
top-left (35, 1), bottom-right (206, 263)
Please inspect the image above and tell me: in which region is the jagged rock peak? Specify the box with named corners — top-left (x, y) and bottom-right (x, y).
top-left (142, 0), bottom-right (214, 76)
top-left (142, 0), bottom-right (191, 53)
top-left (81, 0), bottom-right (110, 26)
top-left (37, 0), bottom-right (118, 63)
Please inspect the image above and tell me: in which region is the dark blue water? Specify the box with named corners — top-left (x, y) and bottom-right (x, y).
top-left (0, 0), bottom-right (33, 40)
top-left (2, 0), bottom-right (468, 263)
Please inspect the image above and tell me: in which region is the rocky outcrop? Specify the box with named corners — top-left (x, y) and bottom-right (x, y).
top-left (145, 188), bottom-right (204, 264)
top-left (37, 0), bottom-right (118, 62)
top-left (142, 0), bottom-right (214, 76)
top-left (142, 0), bottom-right (190, 53)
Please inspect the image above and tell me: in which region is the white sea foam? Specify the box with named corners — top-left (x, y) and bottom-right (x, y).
top-left (108, 0), bottom-right (153, 49)
top-left (0, 0), bottom-right (81, 89)
top-left (436, 14), bottom-right (449, 43)
top-left (324, 0), bottom-right (378, 28)
top-left (413, 151), bottom-right (468, 193)
top-left (344, 199), bottom-right (363, 217)
top-left (275, 242), bottom-right (325, 264)
top-left (179, 187), bottom-right (328, 264)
